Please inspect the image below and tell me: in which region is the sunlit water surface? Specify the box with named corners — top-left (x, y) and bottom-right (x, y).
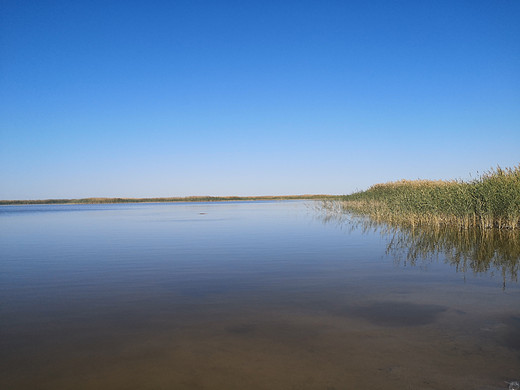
top-left (1, 201), bottom-right (519, 390)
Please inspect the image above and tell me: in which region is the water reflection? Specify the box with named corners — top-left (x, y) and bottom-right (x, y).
top-left (318, 205), bottom-right (520, 288)
top-left (2, 202), bottom-right (520, 389)
top-left (386, 224), bottom-right (519, 285)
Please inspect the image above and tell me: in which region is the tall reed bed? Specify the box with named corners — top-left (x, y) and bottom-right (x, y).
top-left (335, 165), bottom-right (520, 229)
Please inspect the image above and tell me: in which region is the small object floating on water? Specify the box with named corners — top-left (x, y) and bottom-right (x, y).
top-left (199, 212), bottom-right (207, 215)
top-left (507, 381), bottom-right (520, 390)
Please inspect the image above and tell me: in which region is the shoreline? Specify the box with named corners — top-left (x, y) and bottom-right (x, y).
top-left (0, 195), bottom-right (341, 206)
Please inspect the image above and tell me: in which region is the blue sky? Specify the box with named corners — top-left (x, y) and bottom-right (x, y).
top-left (1, 0), bottom-right (519, 199)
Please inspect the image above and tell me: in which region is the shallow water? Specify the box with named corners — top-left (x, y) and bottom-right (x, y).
top-left (1, 201), bottom-right (519, 389)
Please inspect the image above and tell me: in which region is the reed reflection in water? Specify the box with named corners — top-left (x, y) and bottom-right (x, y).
top-left (319, 205), bottom-right (520, 289)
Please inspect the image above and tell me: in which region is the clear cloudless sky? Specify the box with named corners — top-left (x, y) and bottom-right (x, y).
top-left (1, 0), bottom-right (519, 199)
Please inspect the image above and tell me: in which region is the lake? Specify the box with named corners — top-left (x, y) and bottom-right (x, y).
top-left (1, 201), bottom-right (519, 389)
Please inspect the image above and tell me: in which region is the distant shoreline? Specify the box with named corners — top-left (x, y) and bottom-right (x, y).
top-left (0, 195), bottom-right (341, 205)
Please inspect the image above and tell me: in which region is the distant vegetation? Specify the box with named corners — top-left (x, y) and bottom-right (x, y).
top-left (326, 165), bottom-right (520, 229)
top-left (0, 194), bottom-right (339, 206)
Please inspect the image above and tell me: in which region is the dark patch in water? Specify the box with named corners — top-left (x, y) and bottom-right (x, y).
top-left (227, 324), bottom-right (256, 335)
top-left (504, 316), bottom-right (520, 351)
top-left (346, 302), bottom-right (447, 327)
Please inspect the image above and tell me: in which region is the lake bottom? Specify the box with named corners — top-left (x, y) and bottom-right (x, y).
top-left (3, 276), bottom-right (519, 389)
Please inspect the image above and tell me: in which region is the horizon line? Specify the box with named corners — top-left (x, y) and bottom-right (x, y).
top-left (0, 194), bottom-right (343, 205)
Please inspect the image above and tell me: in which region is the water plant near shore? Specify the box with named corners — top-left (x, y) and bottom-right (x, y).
top-left (328, 165), bottom-right (520, 230)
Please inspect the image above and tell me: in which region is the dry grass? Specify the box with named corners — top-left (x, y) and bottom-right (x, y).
top-left (328, 165), bottom-right (520, 229)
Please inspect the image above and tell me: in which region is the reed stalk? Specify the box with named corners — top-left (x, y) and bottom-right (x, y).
top-left (335, 165), bottom-right (520, 230)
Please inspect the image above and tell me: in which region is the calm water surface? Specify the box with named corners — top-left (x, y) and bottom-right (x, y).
top-left (1, 201), bottom-right (519, 389)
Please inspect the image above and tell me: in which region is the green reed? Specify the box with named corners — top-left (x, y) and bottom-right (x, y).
top-left (334, 164), bottom-right (520, 229)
